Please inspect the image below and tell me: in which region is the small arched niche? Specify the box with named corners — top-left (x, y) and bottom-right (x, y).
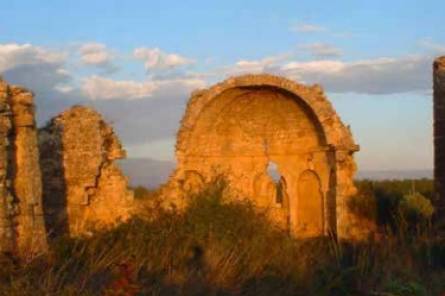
top-left (296, 170), bottom-right (324, 237)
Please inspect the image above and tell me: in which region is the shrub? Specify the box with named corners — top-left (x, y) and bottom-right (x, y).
top-left (347, 191), bottom-right (377, 222)
top-left (400, 192), bottom-right (434, 220)
top-left (355, 179), bottom-right (435, 234)
top-left (398, 192), bottom-right (434, 234)
top-left (1, 179), bottom-right (444, 295)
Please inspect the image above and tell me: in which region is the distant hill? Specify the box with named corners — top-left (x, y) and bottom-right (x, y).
top-left (119, 158), bottom-right (433, 189)
top-left (118, 158), bottom-right (175, 189)
top-left (356, 169), bottom-right (433, 180)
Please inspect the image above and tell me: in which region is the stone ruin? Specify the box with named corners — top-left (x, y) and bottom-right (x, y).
top-left (4, 57), bottom-right (445, 253)
top-left (0, 80), bottom-right (47, 254)
top-left (163, 74), bottom-right (363, 239)
top-left (434, 56), bottom-right (445, 220)
top-left (39, 106), bottom-right (134, 237)
top-left (0, 77), bottom-right (133, 254)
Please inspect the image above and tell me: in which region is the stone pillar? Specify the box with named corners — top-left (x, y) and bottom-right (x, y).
top-left (0, 79), bottom-right (14, 253)
top-left (0, 78), bottom-right (47, 255)
top-left (434, 56), bottom-right (445, 219)
top-left (9, 86), bottom-right (47, 254)
top-left (335, 150), bottom-right (358, 239)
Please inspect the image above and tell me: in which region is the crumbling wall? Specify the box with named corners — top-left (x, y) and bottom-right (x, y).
top-left (39, 106), bottom-right (133, 237)
top-left (434, 56), bottom-right (445, 219)
top-left (164, 74), bottom-right (364, 239)
top-left (0, 78), bottom-right (47, 254)
top-left (0, 79), bottom-right (13, 253)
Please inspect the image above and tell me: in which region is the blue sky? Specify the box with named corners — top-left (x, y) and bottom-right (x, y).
top-left (1, 0), bottom-right (444, 171)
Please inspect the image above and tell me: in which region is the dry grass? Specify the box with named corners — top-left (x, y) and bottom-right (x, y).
top-left (1, 180), bottom-right (444, 295)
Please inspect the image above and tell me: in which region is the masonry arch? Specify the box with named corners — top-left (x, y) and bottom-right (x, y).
top-left (168, 74), bottom-right (359, 238)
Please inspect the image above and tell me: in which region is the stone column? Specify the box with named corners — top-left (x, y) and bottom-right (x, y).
top-left (9, 86), bottom-right (47, 254)
top-left (0, 80), bottom-right (14, 253)
top-left (334, 150), bottom-right (358, 239)
top-left (434, 56), bottom-right (445, 220)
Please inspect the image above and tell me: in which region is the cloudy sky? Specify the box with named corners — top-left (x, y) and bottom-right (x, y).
top-left (1, 0), bottom-right (444, 171)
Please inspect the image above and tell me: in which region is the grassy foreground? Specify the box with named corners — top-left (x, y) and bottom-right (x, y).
top-left (1, 181), bottom-right (445, 295)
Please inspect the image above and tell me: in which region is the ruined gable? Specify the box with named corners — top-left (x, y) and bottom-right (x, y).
top-left (164, 74), bottom-right (365, 239)
top-left (0, 78), bottom-right (47, 255)
top-left (39, 106), bottom-right (133, 237)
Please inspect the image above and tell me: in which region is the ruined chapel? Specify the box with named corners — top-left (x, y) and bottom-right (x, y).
top-left (7, 55), bottom-right (445, 254)
top-left (163, 74), bottom-right (362, 239)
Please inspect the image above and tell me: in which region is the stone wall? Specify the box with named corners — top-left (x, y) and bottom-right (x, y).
top-left (434, 56), bottom-right (445, 219)
top-left (0, 77), bottom-right (133, 253)
top-left (0, 79), bottom-right (13, 253)
top-left (163, 74), bottom-right (366, 239)
top-left (0, 78), bottom-right (47, 255)
top-left (39, 106), bottom-right (133, 237)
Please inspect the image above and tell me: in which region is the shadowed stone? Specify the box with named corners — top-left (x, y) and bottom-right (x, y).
top-left (434, 56), bottom-right (445, 220)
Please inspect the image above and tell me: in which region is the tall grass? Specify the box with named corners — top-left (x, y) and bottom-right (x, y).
top-left (1, 180), bottom-right (444, 295)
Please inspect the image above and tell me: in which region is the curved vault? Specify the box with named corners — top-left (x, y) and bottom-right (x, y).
top-left (165, 74), bottom-right (363, 239)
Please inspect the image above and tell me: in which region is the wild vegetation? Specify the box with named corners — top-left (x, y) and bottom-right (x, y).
top-left (1, 179), bottom-right (444, 295)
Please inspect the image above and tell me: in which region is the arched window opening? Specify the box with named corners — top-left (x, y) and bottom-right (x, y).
top-left (266, 161), bottom-right (285, 205)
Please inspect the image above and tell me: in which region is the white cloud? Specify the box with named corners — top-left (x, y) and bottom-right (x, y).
top-left (0, 40), bottom-right (437, 161)
top-left (81, 75), bottom-right (205, 100)
top-left (0, 43), bottom-right (65, 72)
top-left (418, 38), bottom-right (445, 53)
top-left (231, 59), bottom-right (273, 74)
top-left (217, 53), bottom-right (291, 76)
top-left (290, 23), bottom-right (326, 33)
top-left (0, 43), bottom-right (72, 99)
top-left (299, 43), bottom-right (343, 58)
top-left (81, 76), bottom-right (158, 100)
top-left (79, 42), bottom-right (113, 66)
top-left (213, 53), bottom-right (432, 94)
top-left (281, 60), bottom-right (344, 74)
top-left (54, 84), bottom-right (75, 93)
top-left (279, 55), bottom-right (431, 94)
top-left (133, 47), bottom-right (193, 71)
top-left (87, 76), bottom-right (206, 146)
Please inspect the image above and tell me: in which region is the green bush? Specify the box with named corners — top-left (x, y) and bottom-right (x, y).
top-left (399, 192), bottom-right (434, 221)
top-left (355, 179), bottom-right (435, 233)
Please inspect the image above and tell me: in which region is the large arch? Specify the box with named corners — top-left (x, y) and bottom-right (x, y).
top-left (177, 74), bottom-right (357, 158)
top-left (167, 74), bottom-right (361, 239)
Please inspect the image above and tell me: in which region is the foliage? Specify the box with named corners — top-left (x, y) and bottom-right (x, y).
top-left (399, 192), bottom-right (434, 220)
top-left (355, 179), bottom-right (434, 234)
top-left (0, 179), bottom-right (444, 295)
top-left (384, 279), bottom-right (428, 296)
top-left (347, 190), bottom-right (377, 222)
